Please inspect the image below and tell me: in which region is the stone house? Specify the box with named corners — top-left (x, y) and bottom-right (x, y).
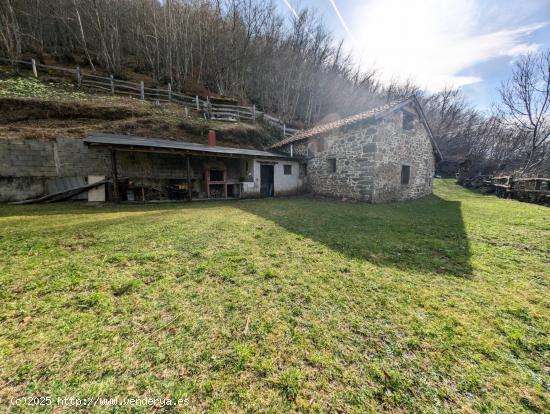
top-left (269, 97), bottom-right (442, 203)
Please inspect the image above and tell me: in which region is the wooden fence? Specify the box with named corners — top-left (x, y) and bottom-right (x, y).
top-left (1, 57), bottom-right (298, 137)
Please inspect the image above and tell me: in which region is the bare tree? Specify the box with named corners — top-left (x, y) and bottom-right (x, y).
top-left (0, 0), bottom-right (22, 64)
top-left (6, 0), bottom-right (538, 180)
top-left (497, 50), bottom-right (550, 174)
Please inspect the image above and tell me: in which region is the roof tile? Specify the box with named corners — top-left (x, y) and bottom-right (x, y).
top-left (269, 99), bottom-right (410, 148)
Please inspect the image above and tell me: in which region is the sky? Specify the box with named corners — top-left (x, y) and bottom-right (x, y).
top-left (277, 0), bottom-right (550, 111)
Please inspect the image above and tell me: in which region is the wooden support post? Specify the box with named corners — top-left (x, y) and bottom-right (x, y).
top-left (110, 74), bottom-right (114, 95)
top-left (76, 66), bottom-right (81, 88)
top-left (186, 156), bottom-right (192, 201)
top-left (283, 123), bottom-right (286, 137)
top-left (110, 149), bottom-right (120, 203)
top-left (184, 107), bottom-right (189, 118)
top-left (31, 59), bottom-right (38, 77)
top-left (252, 104), bottom-right (256, 120)
top-left (205, 167), bottom-right (210, 198)
top-left (140, 81), bottom-right (145, 100)
top-left (167, 82), bottom-right (172, 103)
top-left (195, 95), bottom-right (199, 110)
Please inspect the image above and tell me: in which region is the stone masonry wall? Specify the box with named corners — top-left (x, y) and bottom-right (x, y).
top-left (371, 112), bottom-right (434, 203)
top-left (279, 140), bottom-right (308, 158)
top-left (277, 107), bottom-right (435, 203)
top-left (305, 120), bottom-right (378, 201)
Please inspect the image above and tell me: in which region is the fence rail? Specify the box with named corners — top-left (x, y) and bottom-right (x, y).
top-left (0, 57), bottom-right (298, 137)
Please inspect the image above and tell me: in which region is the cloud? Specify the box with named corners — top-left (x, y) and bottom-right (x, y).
top-left (348, 0), bottom-right (546, 91)
top-left (327, 0), bottom-right (359, 49)
top-left (280, 0), bottom-right (299, 19)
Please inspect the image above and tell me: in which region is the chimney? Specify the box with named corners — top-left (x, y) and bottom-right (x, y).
top-left (207, 130), bottom-right (216, 146)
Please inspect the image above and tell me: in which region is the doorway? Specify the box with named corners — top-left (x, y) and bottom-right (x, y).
top-left (260, 164), bottom-right (274, 197)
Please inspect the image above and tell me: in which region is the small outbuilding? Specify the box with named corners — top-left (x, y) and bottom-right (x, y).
top-left (269, 97), bottom-right (442, 203)
top-left (82, 133), bottom-right (305, 201)
top-left (0, 132), bottom-right (305, 203)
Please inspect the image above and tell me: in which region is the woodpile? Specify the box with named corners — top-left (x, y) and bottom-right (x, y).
top-left (458, 176), bottom-right (550, 206)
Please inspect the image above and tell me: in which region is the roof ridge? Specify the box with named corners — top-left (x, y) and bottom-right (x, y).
top-left (269, 98), bottom-right (412, 148)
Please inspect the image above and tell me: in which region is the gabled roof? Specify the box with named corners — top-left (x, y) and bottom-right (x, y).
top-left (269, 96), bottom-right (443, 160)
top-left (84, 133), bottom-right (296, 159)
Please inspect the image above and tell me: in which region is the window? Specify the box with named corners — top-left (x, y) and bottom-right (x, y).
top-left (299, 163), bottom-right (307, 177)
top-left (402, 112), bottom-right (414, 130)
top-left (401, 165), bottom-right (410, 185)
top-left (328, 158), bottom-right (337, 173)
top-left (284, 164), bottom-right (292, 175)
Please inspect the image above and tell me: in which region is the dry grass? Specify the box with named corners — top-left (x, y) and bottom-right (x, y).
top-left (0, 76), bottom-right (277, 148)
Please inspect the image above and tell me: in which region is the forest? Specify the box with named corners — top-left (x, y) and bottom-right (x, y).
top-left (1, 0), bottom-right (548, 177)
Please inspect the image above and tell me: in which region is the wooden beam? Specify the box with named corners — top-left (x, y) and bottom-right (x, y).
top-left (110, 149), bottom-right (120, 203)
top-left (186, 156), bottom-right (192, 201)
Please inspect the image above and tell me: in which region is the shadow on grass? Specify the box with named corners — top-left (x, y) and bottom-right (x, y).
top-left (236, 194), bottom-right (473, 277)
top-left (0, 193), bottom-right (472, 277)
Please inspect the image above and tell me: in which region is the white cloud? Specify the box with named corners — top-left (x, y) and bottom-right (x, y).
top-left (348, 0), bottom-right (546, 91)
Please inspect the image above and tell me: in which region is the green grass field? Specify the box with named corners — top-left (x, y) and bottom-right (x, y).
top-left (0, 180), bottom-right (548, 413)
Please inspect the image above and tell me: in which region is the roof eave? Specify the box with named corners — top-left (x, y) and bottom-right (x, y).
top-left (410, 95), bottom-right (444, 162)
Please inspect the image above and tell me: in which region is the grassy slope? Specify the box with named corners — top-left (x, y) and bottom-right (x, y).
top-left (0, 181), bottom-right (548, 413)
top-left (0, 76), bottom-right (277, 148)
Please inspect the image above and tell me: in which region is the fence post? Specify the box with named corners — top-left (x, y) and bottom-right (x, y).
top-left (167, 83), bottom-right (172, 103)
top-left (76, 66), bottom-right (81, 88)
top-left (110, 74), bottom-right (114, 95)
top-left (140, 81), bottom-right (145, 100)
top-left (31, 59), bottom-right (38, 77)
top-left (195, 96), bottom-right (199, 111)
top-left (252, 104), bottom-right (256, 120)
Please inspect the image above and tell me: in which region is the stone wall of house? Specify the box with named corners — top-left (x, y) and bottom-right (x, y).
top-left (371, 112), bottom-right (434, 203)
top-left (305, 119), bottom-right (378, 201)
top-left (279, 108), bottom-right (434, 202)
top-left (278, 140), bottom-right (308, 158)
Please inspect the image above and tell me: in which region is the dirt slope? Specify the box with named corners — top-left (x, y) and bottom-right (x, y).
top-left (0, 77), bottom-right (280, 149)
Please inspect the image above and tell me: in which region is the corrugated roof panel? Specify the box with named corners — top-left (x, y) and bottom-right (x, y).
top-left (84, 133), bottom-right (295, 159)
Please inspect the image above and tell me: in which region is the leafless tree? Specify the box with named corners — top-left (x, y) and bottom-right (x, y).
top-left (497, 50), bottom-right (550, 174)
top-left (4, 0), bottom-right (546, 178)
top-left (0, 0), bottom-right (22, 64)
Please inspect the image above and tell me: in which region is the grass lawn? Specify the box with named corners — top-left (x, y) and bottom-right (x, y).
top-left (0, 180), bottom-right (548, 413)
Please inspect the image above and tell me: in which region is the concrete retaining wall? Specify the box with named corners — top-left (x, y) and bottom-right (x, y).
top-left (0, 137), bottom-right (305, 202)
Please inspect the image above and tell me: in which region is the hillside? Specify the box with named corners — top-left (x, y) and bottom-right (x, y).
top-left (0, 76), bottom-right (280, 149)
